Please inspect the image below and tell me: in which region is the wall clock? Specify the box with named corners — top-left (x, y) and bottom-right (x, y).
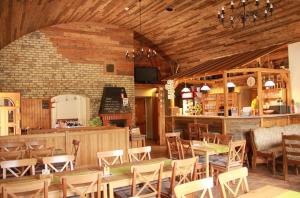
top-left (247, 77), bottom-right (256, 87)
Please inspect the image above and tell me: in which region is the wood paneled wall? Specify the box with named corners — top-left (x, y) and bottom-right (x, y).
top-left (21, 99), bottom-right (51, 129)
top-left (0, 127), bottom-right (130, 168)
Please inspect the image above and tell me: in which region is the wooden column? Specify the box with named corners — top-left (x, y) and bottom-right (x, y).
top-left (223, 72), bottom-right (229, 117)
top-left (286, 71), bottom-right (292, 109)
top-left (257, 71), bottom-right (263, 116)
top-left (158, 87), bottom-right (166, 145)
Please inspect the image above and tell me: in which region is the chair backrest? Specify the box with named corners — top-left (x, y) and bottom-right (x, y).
top-left (0, 158), bottom-right (37, 179)
top-left (0, 150), bottom-right (25, 161)
top-left (170, 157), bottom-right (197, 195)
top-left (61, 172), bottom-right (102, 198)
top-left (218, 167), bottom-right (249, 198)
top-left (128, 146), bottom-right (151, 162)
top-left (174, 177), bottom-right (214, 198)
top-left (215, 134), bottom-right (233, 145)
top-left (42, 155), bottom-right (74, 173)
top-left (29, 147), bottom-right (54, 159)
top-left (226, 140), bottom-right (246, 169)
top-left (97, 149), bottom-right (123, 168)
top-left (131, 162), bottom-right (164, 198)
top-left (165, 132), bottom-right (181, 159)
top-left (72, 139), bottom-right (80, 166)
top-left (2, 179), bottom-right (49, 198)
top-left (131, 127), bottom-right (141, 135)
top-left (179, 139), bottom-right (194, 159)
top-left (201, 133), bottom-right (216, 143)
top-left (0, 142), bottom-right (25, 152)
top-left (282, 134), bottom-right (300, 162)
top-left (25, 140), bottom-right (47, 150)
top-left (188, 123), bottom-right (208, 140)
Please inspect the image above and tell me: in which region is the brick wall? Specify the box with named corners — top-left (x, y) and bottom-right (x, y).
top-left (0, 22), bottom-right (135, 122)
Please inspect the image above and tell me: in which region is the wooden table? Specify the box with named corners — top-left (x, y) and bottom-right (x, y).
top-left (191, 142), bottom-right (229, 177)
top-left (0, 169), bottom-right (108, 198)
top-left (104, 158), bottom-right (172, 198)
top-left (238, 185), bottom-right (300, 198)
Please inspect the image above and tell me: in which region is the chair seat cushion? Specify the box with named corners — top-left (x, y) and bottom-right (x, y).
top-left (259, 146), bottom-right (282, 158)
top-left (210, 160), bottom-right (241, 168)
top-left (198, 155), bottom-right (223, 163)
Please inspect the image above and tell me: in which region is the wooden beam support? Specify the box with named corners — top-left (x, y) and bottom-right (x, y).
top-left (257, 71), bottom-right (263, 116)
top-left (224, 72), bottom-right (229, 117)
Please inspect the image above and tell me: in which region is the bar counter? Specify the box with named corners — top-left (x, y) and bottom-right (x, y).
top-left (166, 113), bottom-right (300, 139)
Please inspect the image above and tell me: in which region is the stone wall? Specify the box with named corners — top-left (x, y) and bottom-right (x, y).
top-left (0, 22), bottom-right (135, 121)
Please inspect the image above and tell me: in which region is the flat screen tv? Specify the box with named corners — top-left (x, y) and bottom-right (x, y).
top-left (134, 67), bottom-right (159, 84)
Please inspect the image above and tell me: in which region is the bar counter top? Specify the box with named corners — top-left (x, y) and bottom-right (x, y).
top-left (168, 113), bottom-right (300, 119)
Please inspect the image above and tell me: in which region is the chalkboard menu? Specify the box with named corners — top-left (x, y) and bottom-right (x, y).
top-left (99, 87), bottom-right (131, 114)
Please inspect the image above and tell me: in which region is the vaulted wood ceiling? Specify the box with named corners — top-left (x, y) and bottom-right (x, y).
top-left (1, 0), bottom-right (300, 72)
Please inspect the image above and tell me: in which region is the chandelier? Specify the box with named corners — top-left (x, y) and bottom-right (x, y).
top-left (125, 0), bottom-right (157, 61)
top-left (217, 0), bottom-right (274, 28)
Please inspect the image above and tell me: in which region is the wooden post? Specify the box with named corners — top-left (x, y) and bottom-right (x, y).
top-left (286, 71), bottom-right (292, 111)
top-left (257, 71), bottom-right (263, 116)
top-left (223, 72), bottom-right (229, 117)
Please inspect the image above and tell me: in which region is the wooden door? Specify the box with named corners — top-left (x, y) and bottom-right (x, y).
top-left (135, 98), bottom-right (146, 135)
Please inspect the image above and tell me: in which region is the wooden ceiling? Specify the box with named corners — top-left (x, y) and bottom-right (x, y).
top-left (1, 0), bottom-right (300, 72)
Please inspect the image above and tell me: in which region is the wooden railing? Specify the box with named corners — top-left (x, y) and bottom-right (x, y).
top-left (0, 127), bottom-right (130, 169)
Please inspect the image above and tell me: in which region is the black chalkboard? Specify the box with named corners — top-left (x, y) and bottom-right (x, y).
top-left (99, 87), bottom-right (130, 114)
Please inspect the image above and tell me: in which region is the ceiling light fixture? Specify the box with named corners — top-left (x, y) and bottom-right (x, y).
top-left (217, 0), bottom-right (274, 28)
top-left (227, 81), bottom-right (236, 88)
top-left (264, 78), bottom-right (275, 87)
top-left (201, 75), bottom-right (211, 92)
top-left (125, 0), bottom-right (157, 61)
top-left (181, 80), bottom-right (190, 93)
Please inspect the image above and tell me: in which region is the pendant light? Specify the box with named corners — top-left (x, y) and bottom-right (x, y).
top-left (181, 80), bottom-right (190, 92)
top-left (264, 75), bottom-right (275, 87)
top-left (227, 73), bottom-right (236, 88)
top-left (201, 75), bottom-right (211, 91)
top-left (227, 81), bottom-right (236, 88)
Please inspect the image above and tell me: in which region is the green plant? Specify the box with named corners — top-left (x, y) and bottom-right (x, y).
top-left (89, 117), bottom-right (103, 127)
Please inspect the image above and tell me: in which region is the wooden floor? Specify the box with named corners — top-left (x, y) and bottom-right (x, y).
top-left (149, 141), bottom-right (300, 197)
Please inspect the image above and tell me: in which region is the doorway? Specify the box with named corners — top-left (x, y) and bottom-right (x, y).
top-left (135, 97), bottom-right (159, 142)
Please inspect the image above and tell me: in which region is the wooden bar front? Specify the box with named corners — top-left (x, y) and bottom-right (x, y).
top-left (0, 127), bottom-right (130, 169)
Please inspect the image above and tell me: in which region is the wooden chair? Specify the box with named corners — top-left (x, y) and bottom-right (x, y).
top-left (179, 139), bottom-right (194, 159)
top-left (218, 167), bottom-right (249, 198)
top-left (0, 158), bottom-right (37, 179)
top-left (169, 157), bottom-right (198, 196)
top-left (42, 155), bottom-right (74, 173)
top-left (215, 134), bottom-right (232, 145)
top-left (210, 140), bottom-right (246, 185)
top-left (130, 127), bottom-right (146, 148)
top-left (72, 139), bottom-right (80, 167)
top-left (25, 140), bottom-right (47, 150)
top-left (131, 162), bottom-right (164, 198)
top-left (188, 123), bottom-right (208, 140)
top-left (2, 179), bottom-right (49, 198)
top-left (0, 142), bottom-right (25, 152)
top-left (97, 149), bottom-right (123, 169)
top-left (0, 150), bottom-right (25, 161)
top-left (61, 172), bottom-right (102, 198)
top-left (128, 146), bottom-right (151, 162)
top-left (201, 133), bottom-right (216, 143)
top-left (282, 134), bottom-right (300, 180)
top-left (165, 132), bottom-right (181, 159)
top-left (174, 177), bottom-right (214, 198)
top-left (29, 147), bottom-right (54, 159)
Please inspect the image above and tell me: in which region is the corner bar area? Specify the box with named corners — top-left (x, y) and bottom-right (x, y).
top-left (166, 45), bottom-right (300, 139)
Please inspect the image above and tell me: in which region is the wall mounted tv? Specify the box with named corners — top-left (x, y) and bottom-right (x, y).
top-left (134, 66), bottom-right (159, 84)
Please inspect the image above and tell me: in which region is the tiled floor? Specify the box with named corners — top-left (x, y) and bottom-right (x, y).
top-left (149, 141), bottom-right (300, 197)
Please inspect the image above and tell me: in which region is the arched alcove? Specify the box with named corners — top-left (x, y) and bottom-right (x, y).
top-left (51, 94), bottom-right (90, 128)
